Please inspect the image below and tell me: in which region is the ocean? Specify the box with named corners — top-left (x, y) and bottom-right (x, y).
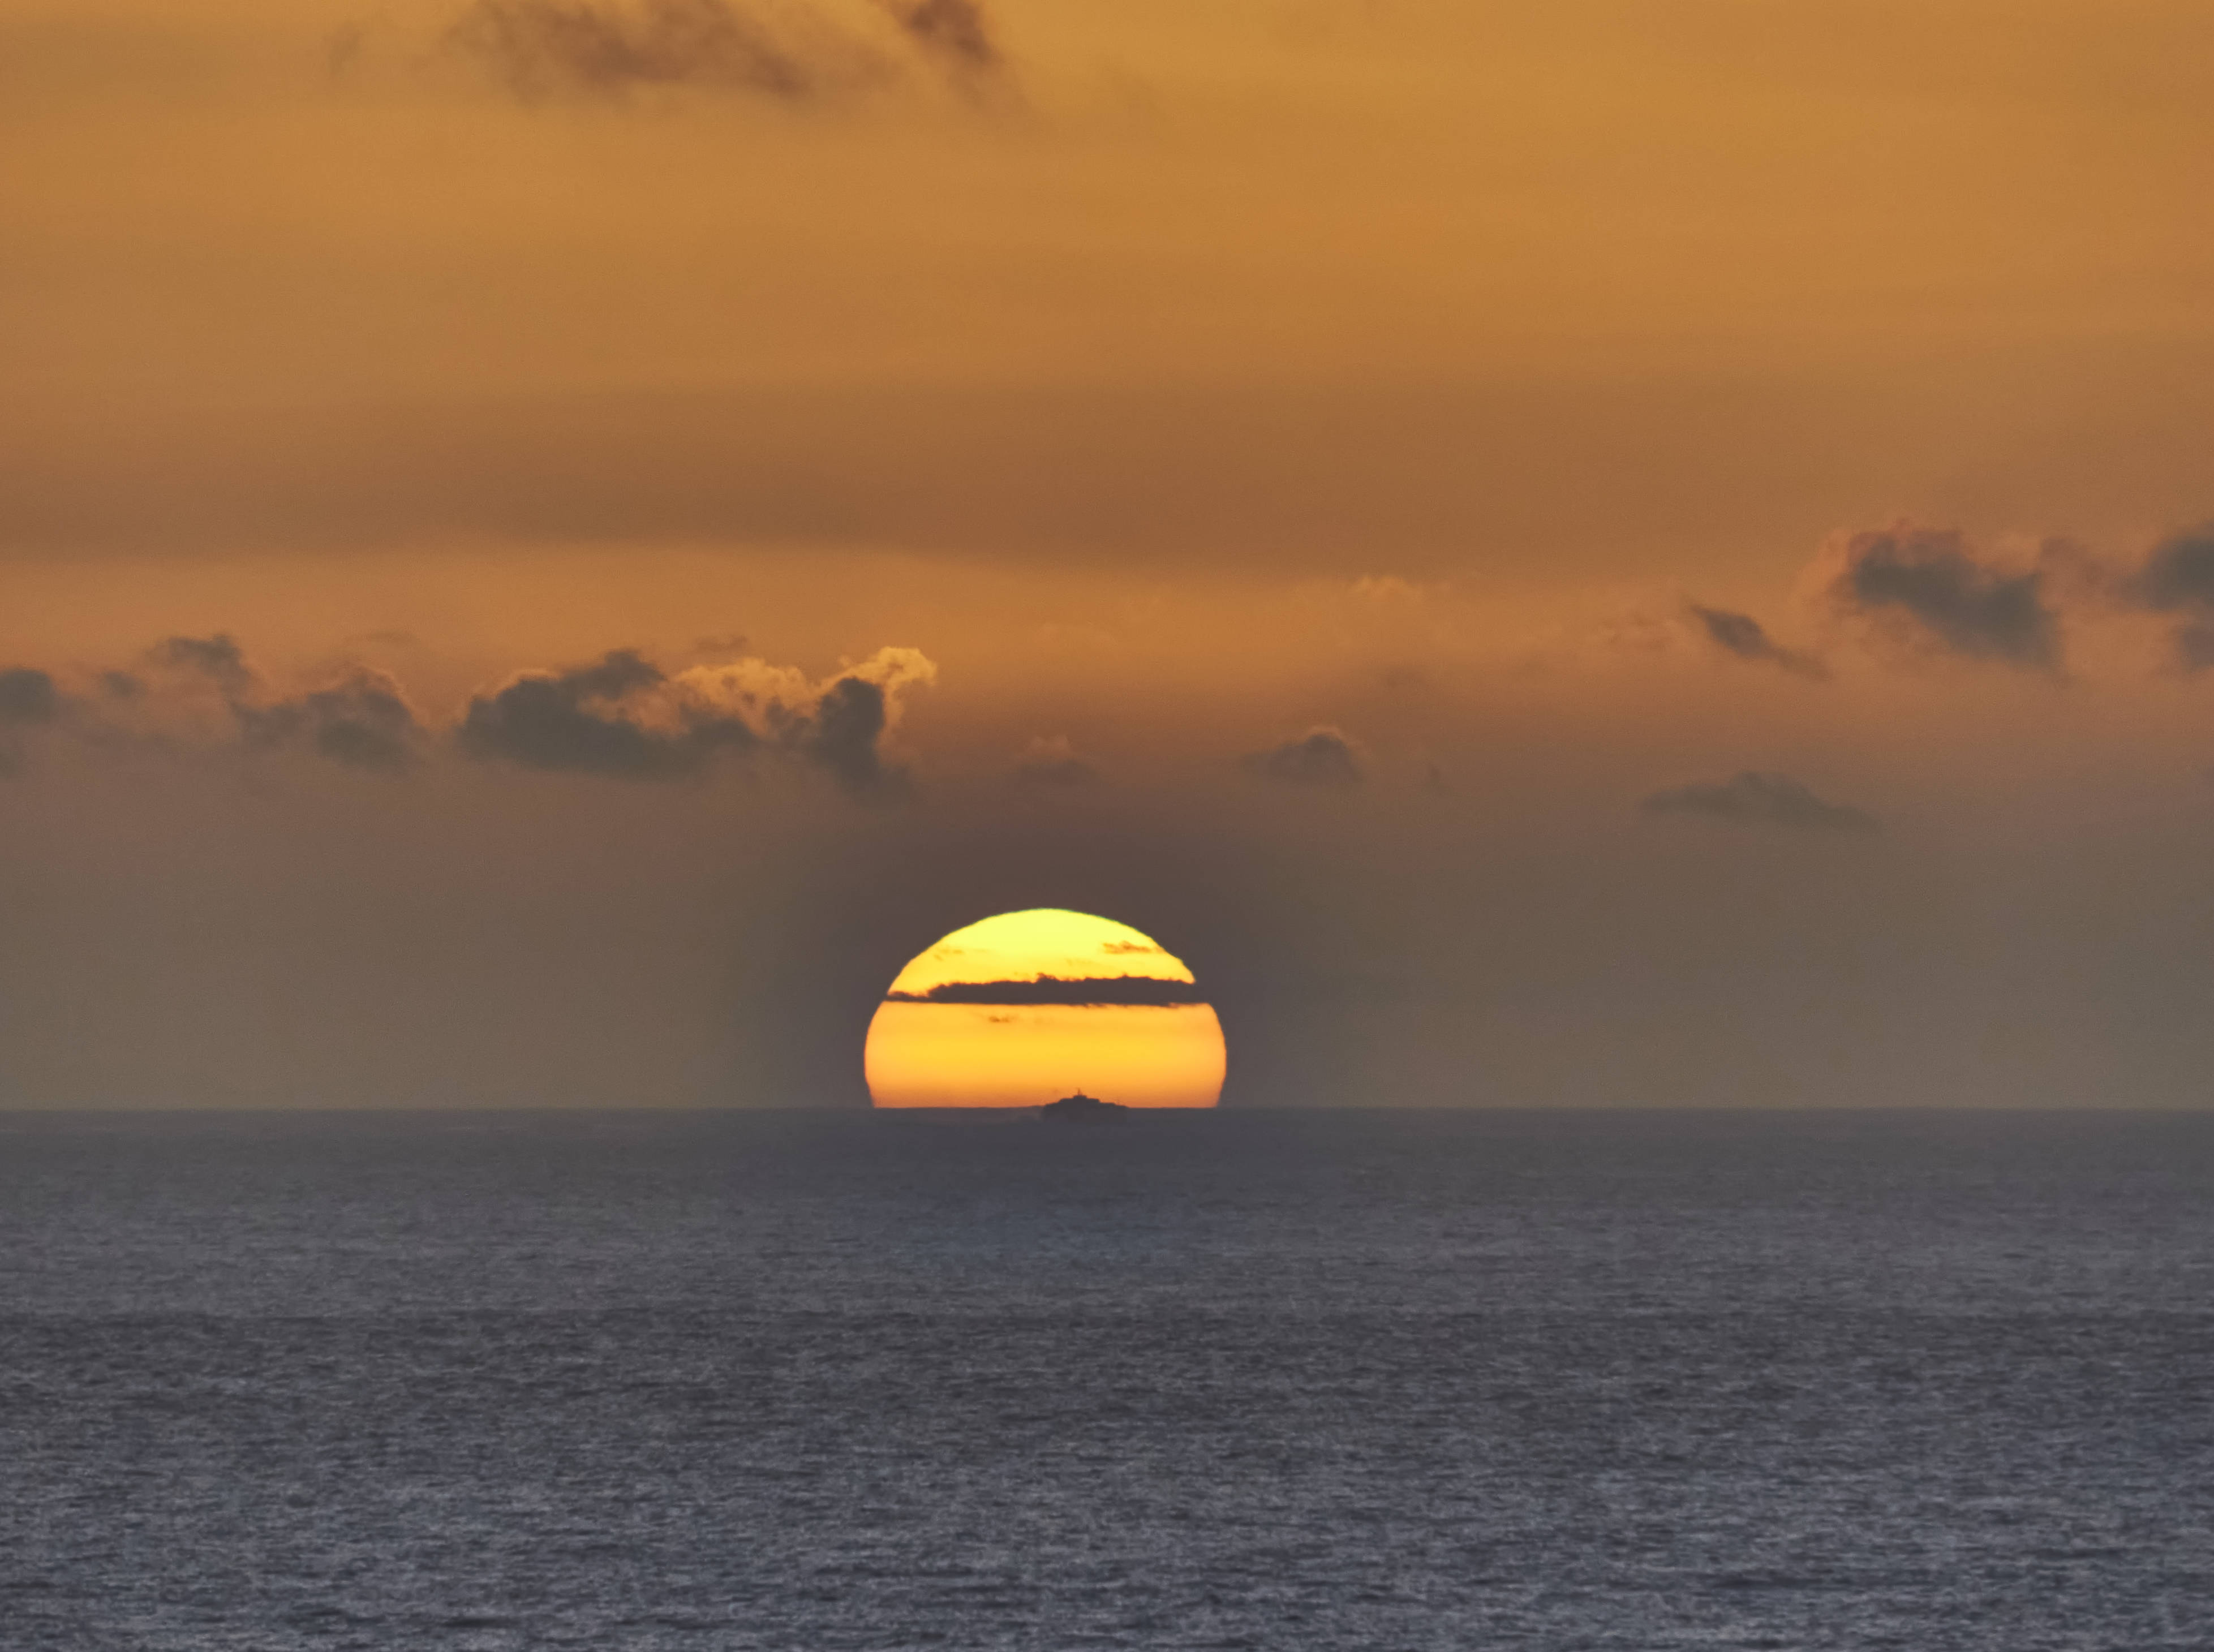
top-left (2, 1108), bottom-right (2209, 1649)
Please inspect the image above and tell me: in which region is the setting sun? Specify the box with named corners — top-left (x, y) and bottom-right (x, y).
top-left (864, 909), bottom-right (1226, 1109)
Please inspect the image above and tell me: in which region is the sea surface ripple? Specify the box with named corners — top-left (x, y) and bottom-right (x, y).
top-left (1, 1108), bottom-right (2209, 1649)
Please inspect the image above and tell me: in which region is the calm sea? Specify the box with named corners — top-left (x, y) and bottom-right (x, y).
top-left (2, 1109), bottom-right (2209, 1650)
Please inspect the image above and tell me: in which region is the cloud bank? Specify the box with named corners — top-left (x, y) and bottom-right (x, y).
top-left (0, 634), bottom-right (933, 796)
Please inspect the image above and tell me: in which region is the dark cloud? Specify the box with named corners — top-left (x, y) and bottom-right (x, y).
top-left (0, 633), bottom-right (930, 790)
top-left (439, 0), bottom-right (1005, 104)
top-left (1244, 727), bottom-right (1362, 789)
top-left (152, 635), bottom-right (424, 773)
top-left (1012, 735), bottom-right (1098, 788)
top-left (0, 666), bottom-right (57, 778)
top-left (2178, 625), bottom-right (2214, 672)
top-left (1641, 771), bottom-right (1879, 835)
top-left (458, 649), bottom-right (751, 778)
top-left (154, 633), bottom-right (256, 695)
top-left (0, 668), bottom-right (59, 725)
top-left (802, 674), bottom-right (903, 799)
top-left (886, 975), bottom-right (1207, 1006)
top-left (458, 644), bottom-right (930, 793)
top-left (239, 669), bottom-right (425, 775)
top-left (1688, 604), bottom-right (1825, 678)
top-left (885, 0), bottom-right (999, 73)
top-left (1827, 527), bottom-right (2062, 671)
top-left (2123, 525), bottom-right (2214, 671)
top-left (445, 0), bottom-right (831, 101)
top-left (2130, 525), bottom-right (2214, 611)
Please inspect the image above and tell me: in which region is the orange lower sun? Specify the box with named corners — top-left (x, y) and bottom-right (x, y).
top-left (865, 909), bottom-right (1226, 1109)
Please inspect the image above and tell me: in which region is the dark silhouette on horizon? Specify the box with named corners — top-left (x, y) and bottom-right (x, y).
top-left (1039, 1092), bottom-right (1129, 1123)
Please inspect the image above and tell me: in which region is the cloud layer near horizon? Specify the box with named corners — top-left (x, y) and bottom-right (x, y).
top-left (2, 536), bottom-right (2212, 1116)
top-left (3, 515), bottom-right (2205, 794)
top-left (0, 631), bottom-right (938, 797)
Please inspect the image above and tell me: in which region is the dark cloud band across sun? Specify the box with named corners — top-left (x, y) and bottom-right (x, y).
top-left (884, 975), bottom-right (1209, 1007)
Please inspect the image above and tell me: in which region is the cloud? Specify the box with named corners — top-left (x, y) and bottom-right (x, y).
top-left (437, 0), bottom-right (1007, 104)
top-left (2129, 524), bottom-right (2214, 610)
top-left (1012, 734), bottom-right (1098, 787)
top-left (458, 642), bottom-right (934, 794)
top-left (461, 649), bottom-right (737, 778)
top-left (884, 0), bottom-right (999, 74)
top-left (1687, 604), bottom-right (1825, 678)
top-left (803, 674), bottom-right (898, 797)
top-left (237, 669), bottom-right (426, 774)
top-left (154, 633), bottom-right (257, 695)
top-left (151, 634), bottom-right (425, 773)
top-left (0, 666), bottom-right (59, 778)
top-left (1640, 771), bottom-right (1879, 835)
top-left (1824, 527), bottom-right (2062, 671)
top-left (885, 974), bottom-right (1207, 1006)
top-left (1243, 726), bottom-right (1362, 789)
top-left (444, 0), bottom-right (840, 101)
top-left (0, 668), bottom-right (59, 725)
top-left (0, 631), bottom-right (929, 790)
top-left (2123, 524), bottom-right (2214, 671)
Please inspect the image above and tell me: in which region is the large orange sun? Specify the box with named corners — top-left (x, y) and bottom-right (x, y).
top-left (865, 909), bottom-right (1227, 1109)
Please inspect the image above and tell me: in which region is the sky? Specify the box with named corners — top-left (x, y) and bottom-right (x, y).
top-left (4, 0), bottom-right (2213, 1108)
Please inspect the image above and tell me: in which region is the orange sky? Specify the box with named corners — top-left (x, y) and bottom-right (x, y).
top-left (3, 1), bottom-right (2213, 1108)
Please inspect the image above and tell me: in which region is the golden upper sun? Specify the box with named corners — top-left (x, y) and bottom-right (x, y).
top-left (864, 909), bottom-right (1226, 1109)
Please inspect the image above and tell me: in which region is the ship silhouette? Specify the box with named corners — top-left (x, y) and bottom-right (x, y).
top-left (1039, 1091), bottom-right (1129, 1124)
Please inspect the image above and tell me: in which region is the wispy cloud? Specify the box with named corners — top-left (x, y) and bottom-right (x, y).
top-left (1243, 726), bottom-right (1362, 789)
top-left (1687, 604), bottom-right (1826, 678)
top-left (1641, 771), bottom-right (1879, 835)
top-left (1012, 734), bottom-right (1098, 788)
top-left (445, 0), bottom-right (844, 102)
top-left (883, 0), bottom-right (999, 75)
top-left (435, 0), bottom-right (1009, 105)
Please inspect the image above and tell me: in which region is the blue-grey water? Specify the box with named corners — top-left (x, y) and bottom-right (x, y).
top-left (2, 1109), bottom-right (2211, 1650)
